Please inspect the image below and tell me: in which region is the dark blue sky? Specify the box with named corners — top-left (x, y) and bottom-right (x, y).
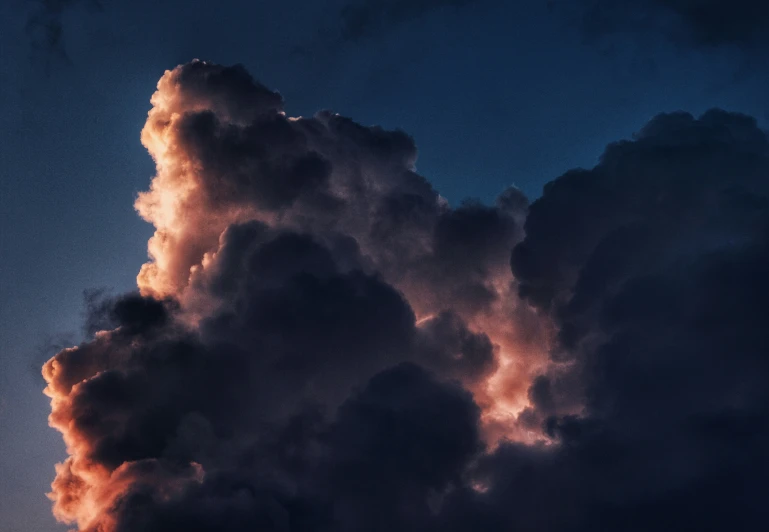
top-left (1, 1), bottom-right (768, 530)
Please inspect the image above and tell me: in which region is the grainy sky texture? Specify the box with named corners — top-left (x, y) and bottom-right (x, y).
top-left (2, 1), bottom-right (769, 531)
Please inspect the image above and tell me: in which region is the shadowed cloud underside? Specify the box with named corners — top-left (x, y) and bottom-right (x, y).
top-left (44, 61), bottom-right (769, 531)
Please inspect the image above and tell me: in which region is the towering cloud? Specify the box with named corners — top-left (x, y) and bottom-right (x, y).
top-left (133, 61), bottom-right (548, 427)
top-left (44, 61), bottom-right (769, 530)
top-left (43, 60), bottom-right (548, 531)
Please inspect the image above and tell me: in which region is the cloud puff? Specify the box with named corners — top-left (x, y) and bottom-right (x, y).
top-left (476, 108), bottom-right (769, 530)
top-left (135, 60), bottom-right (548, 422)
top-left (43, 60), bottom-right (548, 531)
top-left (44, 61), bottom-right (769, 531)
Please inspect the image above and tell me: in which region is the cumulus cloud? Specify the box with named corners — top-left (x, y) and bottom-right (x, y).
top-left (134, 60), bottom-right (548, 422)
top-left (560, 0), bottom-right (769, 51)
top-left (43, 60), bottom-right (548, 531)
top-left (43, 60), bottom-right (769, 530)
top-left (490, 108), bottom-right (769, 530)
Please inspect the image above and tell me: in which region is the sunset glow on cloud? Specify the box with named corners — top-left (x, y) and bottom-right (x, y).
top-left (43, 60), bottom-right (769, 531)
top-left (134, 60), bottom-right (554, 435)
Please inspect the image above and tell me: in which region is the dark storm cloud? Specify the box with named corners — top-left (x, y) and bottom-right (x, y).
top-left (96, 364), bottom-right (481, 532)
top-left (416, 310), bottom-right (497, 382)
top-left (134, 60), bottom-right (544, 415)
top-left (483, 108), bottom-right (769, 530)
top-left (44, 60), bottom-right (769, 531)
top-left (323, 363), bottom-right (482, 531)
top-left (43, 61), bottom-right (545, 530)
top-left (561, 0), bottom-right (769, 50)
top-left (44, 286), bottom-right (483, 530)
top-left (82, 288), bottom-right (176, 338)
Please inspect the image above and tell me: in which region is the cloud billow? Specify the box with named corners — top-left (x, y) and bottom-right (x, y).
top-left (43, 61), bottom-right (769, 530)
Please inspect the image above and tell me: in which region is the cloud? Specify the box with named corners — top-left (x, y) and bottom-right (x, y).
top-left (135, 60), bottom-right (547, 422)
top-left (43, 60), bottom-right (769, 530)
top-left (481, 108), bottom-right (769, 530)
top-left (24, 0), bottom-right (104, 65)
top-left (559, 0), bottom-right (769, 51)
top-left (42, 60), bottom-right (548, 531)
